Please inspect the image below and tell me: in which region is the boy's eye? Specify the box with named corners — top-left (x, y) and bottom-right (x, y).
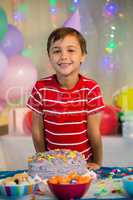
top-left (53, 50), bottom-right (61, 54)
top-left (68, 49), bottom-right (75, 52)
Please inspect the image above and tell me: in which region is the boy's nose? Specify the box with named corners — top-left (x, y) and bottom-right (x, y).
top-left (60, 51), bottom-right (67, 59)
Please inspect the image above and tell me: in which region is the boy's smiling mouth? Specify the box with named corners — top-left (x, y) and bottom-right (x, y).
top-left (58, 63), bottom-right (72, 68)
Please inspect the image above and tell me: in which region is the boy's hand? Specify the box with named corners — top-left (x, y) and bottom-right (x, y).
top-left (87, 162), bottom-right (101, 170)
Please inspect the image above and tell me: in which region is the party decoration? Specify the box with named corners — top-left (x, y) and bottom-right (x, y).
top-left (63, 9), bottom-right (81, 32)
top-left (0, 99), bottom-right (6, 114)
top-left (100, 105), bottom-right (119, 135)
top-left (21, 47), bottom-right (33, 58)
top-left (0, 50), bottom-right (8, 81)
top-left (0, 7), bottom-right (8, 41)
top-left (13, 10), bottom-right (26, 21)
top-left (49, 0), bottom-right (58, 28)
top-left (101, 0), bottom-right (125, 71)
top-left (23, 110), bottom-right (32, 135)
top-left (73, 0), bottom-right (80, 4)
top-left (104, 2), bottom-right (119, 17)
top-left (49, 0), bottom-right (57, 14)
top-left (0, 55), bottom-right (37, 102)
top-left (49, 0), bottom-right (57, 7)
top-left (0, 24), bottom-right (24, 57)
top-left (113, 87), bottom-right (133, 111)
top-left (69, 0), bottom-right (80, 13)
top-left (13, 3), bottom-right (29, 22)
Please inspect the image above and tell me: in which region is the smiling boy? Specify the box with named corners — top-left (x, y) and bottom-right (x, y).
top-left (27, 27), bottom-right (105, 170)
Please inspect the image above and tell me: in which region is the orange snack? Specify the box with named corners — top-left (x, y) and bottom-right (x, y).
top-left (48, 176), bottom-right (59, 184)
top-left (48, 173), bottom-right (92, 185)
top-left (77, 176), bottom-right (91, 184)
top-left (58, 176), bottom-right (69, 184)
top-left (67, 171), bottom-right (78, 179)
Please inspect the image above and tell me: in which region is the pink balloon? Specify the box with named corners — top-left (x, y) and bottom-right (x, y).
top-left (0, 55), bottom-right (37, 102)
top-left (63, 9), bottom-right (81, 32)
top-left (0, 99), bottom-right (6, 113)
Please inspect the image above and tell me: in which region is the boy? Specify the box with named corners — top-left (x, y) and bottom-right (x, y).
top-left (27, 27), bottom-right (105, 170)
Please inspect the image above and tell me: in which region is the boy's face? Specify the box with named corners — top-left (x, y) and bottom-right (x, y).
top-left (48, 35), bottom-right (86, 77)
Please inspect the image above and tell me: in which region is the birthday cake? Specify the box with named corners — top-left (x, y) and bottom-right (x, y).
top-left (28, 149), bottom-right (88, 179)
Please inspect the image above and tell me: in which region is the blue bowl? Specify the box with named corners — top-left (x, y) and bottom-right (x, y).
top-left (122, 175), bottom-right (133, 197)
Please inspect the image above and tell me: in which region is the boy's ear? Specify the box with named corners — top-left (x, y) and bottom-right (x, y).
top-left (81, 54), bottom-right (86, 63)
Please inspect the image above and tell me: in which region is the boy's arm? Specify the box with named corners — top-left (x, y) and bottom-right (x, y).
top-left (32, 111), bottom-right (45, 152)
top-left (87, 112), bottom-right (103, 170)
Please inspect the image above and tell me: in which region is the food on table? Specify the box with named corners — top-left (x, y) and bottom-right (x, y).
top-left (48, 172), bottom-right (92, 184)
top-left (0, 172), bottom-right (37, 186)
top-left (28, 149), bottom-right (88, 179)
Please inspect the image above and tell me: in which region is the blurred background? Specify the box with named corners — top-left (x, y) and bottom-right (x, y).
top-left (0, 0), bottom-right (133, 137)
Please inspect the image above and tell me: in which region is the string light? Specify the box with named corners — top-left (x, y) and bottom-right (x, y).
top-left (104, 2), bottom-right (118, 16)
top-left (69, 0), bottom-right (80, 13)
top-left (49, 0), bottom-right (58, 28)
top-left (73, 0), bottom-right (79, 4)
top-left (101, 0), bottom-right (125, 71)
top-left (49, 0), bottom-right (57, 7)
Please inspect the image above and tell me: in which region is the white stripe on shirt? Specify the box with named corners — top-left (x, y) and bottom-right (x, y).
top-left (45, 129), bottom-right (86, 136)
top-left (43, 106), bottom-right (104, 115)
top-left (30, 94), bottom-right (43, 105)
top-left (39, 87), bottom-right (91, 94)
top-left (86, 105), bottom-right (105, 114)
top-left (85, 153), bottom-right (92, 161)
top-left (42, 99), bottom-right (87, 104)
top-left (43, 109), bottom-right (86, 114)
top-left (46, 138), bottom-right (88, 146)
top-left (44, 119), bottom-right (87, 125)
top-left (88, 95), bottom-right (102, 103)
top-left (87, 85), bottom-right (99, 96)
top-left (81, 147), bottom-right (91, 154)
top-left (34, 86), bottom-right (42, 99)
top-left (26, 103), bottom-right (43, 114)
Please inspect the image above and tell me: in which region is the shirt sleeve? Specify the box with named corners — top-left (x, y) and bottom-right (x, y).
top-left (26, 81), bottom-right (43, 114)
top-left (86, 84), bottom-right (105, 115)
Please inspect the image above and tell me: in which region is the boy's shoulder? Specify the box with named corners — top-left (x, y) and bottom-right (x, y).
top-left (81, 74), bottom-right (99, 88)
top-left (38, 75), bottom-right (53, 82)
top-left (34, 75), bottom-right (55, 89)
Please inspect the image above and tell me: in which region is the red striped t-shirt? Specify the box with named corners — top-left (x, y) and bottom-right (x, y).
top-left (27, 74), bottom-right (105, 161)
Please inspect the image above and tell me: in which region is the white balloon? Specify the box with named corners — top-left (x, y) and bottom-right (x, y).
top-left (0, 55), bottom-right (37, 103)
top-left (0, 50), bottom-right (8, 81)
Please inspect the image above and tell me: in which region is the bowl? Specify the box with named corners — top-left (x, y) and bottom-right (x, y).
top-left (47, 181), bottom-right (91, 200)
top-left (0, 182), bottom-right (38, 197)
top-left (122, 175), bottom-right (133, 197)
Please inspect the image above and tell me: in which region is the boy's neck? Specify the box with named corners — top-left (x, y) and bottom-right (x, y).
top-left (56, 73), bottom-right (80, 89)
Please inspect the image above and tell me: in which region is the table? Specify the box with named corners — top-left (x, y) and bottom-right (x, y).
top-left (0, 136), bottom-right (133, 170)
top-left (0, 167), bottom-right (133, 199)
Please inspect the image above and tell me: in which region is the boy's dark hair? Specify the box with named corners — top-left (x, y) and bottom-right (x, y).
top-left (47, 27), bottom-right (87, 55)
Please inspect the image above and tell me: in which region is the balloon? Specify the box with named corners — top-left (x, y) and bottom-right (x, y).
top-left (0, 50), bottom-right (8, 80)
top-left (0, 7), bottom-right (8, 41)
top-left (63, 9), bottom-right (81, 31)
top-left (0, 24), bottom-right (24, 57)
top-left (100, 105), bottom-right (119, 135)
top-left (0, 55), bottom-right (37, 102)
top-left (113, 87), bottom-right (133, 111)
top-left (23, 110), bottom-right (32, 135)
top-left (0, 99), bottom-right (6, 113)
